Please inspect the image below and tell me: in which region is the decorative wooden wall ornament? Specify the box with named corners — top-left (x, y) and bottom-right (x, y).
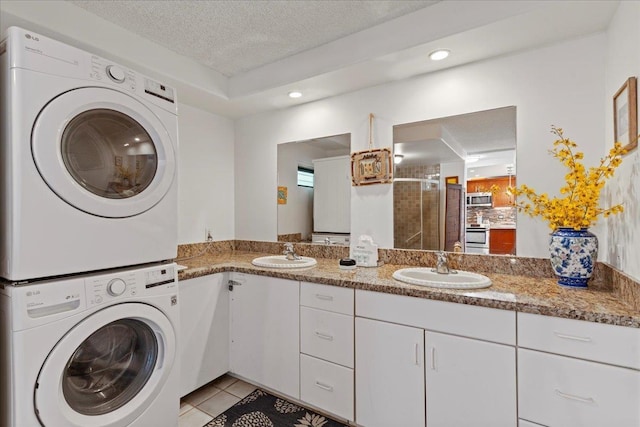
top-left (351, 113), bottom-right (393, 186)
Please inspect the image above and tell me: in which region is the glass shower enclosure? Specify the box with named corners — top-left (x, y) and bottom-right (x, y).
top-left (393, 178), bottom-right (440, 250)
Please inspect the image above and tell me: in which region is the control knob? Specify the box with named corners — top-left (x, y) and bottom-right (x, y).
top-left (106, 65), bottom-right (126, 83)
top-left (107, 278), bottom-right (127, 296)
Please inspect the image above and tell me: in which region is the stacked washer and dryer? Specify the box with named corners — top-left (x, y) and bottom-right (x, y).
top-left (0, 27), bottom-right (181, 427)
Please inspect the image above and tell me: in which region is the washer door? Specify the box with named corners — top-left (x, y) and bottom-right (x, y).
top-left (32, 87), bottom-right (176, 218)
top-left (35, 303), bottom-right (176, 427)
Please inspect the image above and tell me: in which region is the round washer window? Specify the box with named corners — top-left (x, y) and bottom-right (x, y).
top-left (62, 318), bottom-right (158, 416)
top-left (61, 109), bottom-right (157, 199)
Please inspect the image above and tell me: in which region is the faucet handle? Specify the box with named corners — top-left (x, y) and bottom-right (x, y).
top-left (283, 242), bottom-right (294, 252)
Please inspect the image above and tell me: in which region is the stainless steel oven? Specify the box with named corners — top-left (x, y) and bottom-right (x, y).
top-left (465, 226), bottom-right (490, 254)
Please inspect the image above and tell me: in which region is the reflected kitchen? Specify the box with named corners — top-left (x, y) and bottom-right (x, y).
top-left (394, 107), bottom-right (517, 255)
top-left (277, 108), bottom-right (518, 255)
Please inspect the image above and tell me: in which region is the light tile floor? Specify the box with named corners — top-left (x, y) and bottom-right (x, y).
top-left (179, 375), bottom-right (257, 427)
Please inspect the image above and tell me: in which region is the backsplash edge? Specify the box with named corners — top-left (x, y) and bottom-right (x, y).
top-left (176, 240), bottom-right (639, 311)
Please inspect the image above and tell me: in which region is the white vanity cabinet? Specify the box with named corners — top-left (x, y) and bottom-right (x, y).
top-left (228, 273), bottom-right (300, 399)
top-left (355, 317), bottom-right (425, 427)
top-left (355, 289), bottom-right (517, 427)
top-left (299, 282), bottom-right (355, 421)
top-left (425, 331), bottom-right (516, 427)
top-left (517, 313), bottom-right (640, 427)
top-left (179, 274), bottom-right (229, 397)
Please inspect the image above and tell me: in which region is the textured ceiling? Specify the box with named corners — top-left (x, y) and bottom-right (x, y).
top-left (69, 0), bottom-right (437, 77)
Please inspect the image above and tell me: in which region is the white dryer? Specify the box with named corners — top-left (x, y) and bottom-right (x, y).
top-left (0, 263), bottom-right (179, 427)
top-left (0, 27), bottom-right (178, 281)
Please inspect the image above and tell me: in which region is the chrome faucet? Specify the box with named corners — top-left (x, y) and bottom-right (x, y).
top-left (435, 251), bottom-right (451, 274)
top-left (324, 237), bottom-right (331, 245)
top-left (283, 243), bottom-right (301, 260)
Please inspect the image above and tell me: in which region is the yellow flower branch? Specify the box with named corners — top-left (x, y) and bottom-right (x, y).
top-left (509, 126), bottom-right (626, 230)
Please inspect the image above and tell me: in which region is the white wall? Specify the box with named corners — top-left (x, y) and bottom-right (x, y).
top-left (178, 104), bottom-right (235, 243)
top-left (604, 1), bottom-right (640, 281)
top-left (236, 33), bottom-right (607, 258)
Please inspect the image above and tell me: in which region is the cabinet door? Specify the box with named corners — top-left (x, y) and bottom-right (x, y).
top-left (179, 274), bottom-right (229, 397)
top-left (313, 156), bottom-right (350, 233)
top-left (425, 331), bottom-right (517, 427)
top-left (355, 317), bottom-right (425, 427)
top-left (493, 176), bottom-right (516, 207)
top-left (490, 228), bottom-right (516, 255)
top-left (229, 273), bottom-right (300, 398)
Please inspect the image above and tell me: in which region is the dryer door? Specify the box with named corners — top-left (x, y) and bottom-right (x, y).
top-left (35, 303), bottom-right (176, 427)
top-left (32, 87), bottom-right (176, 218)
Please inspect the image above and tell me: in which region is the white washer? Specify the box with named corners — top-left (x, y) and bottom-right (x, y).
top-left (0, 27), bottom-right (178, 281)
top-left (0, 263), bottom-right (179, 427)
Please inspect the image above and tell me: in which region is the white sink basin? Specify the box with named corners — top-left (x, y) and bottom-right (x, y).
top-left (392, 267), bottom-right (491, 289)
top-left (252, 255), bottom-right (317, 269)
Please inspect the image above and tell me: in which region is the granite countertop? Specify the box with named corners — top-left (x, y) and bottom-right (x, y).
top-left (177, 251), bottom-right (640, 329)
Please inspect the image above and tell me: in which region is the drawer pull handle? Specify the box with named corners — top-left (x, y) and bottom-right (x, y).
top-left (415, 343), bottom-right (420, 366)
top-left (555, 389), bottom-right (595, 404)
top-left (315, 381), bottom-right (334, 392)
top-left (554, 331), bottom-right (592, 342)
top-left (315, 294), bottom-right (334, 301)
top-left (315, 331), bottom-right (334, 341)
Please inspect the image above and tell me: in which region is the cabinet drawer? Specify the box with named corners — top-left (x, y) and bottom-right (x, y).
top-left (300, 282), bottom-right (354, 315)
top-left (300, 306), bottom-right (353, 368)
top-left (356, 289), bottom-right (515, 345)
top-left (518, 313), bottom-right (640, 369)
top-left (300, 354), bottom-right (354, 421)
top-left (518, 349), bottom-right (640, 427)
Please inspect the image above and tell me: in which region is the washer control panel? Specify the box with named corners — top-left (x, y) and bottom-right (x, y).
top-left (85, 264), bottom-right (176, 308)
top-left (87, 271), bottom-right (139, 307)
top-left (5, 263), bottom-right (177, 330)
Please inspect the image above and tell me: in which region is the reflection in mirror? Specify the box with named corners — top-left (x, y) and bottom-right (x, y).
top-left (393, 107), bottom-right (517, 255)
top-left (277, 134), bottom-right (351, 245)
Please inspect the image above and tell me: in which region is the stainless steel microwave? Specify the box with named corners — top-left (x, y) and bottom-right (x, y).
top-left (467, 192), bottom-right (493, 207)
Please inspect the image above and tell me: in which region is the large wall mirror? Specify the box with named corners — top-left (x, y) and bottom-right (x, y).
top-left (277, 134), bottom-right (351, 245)
top-left (393, 106), bottom-right (517, 255)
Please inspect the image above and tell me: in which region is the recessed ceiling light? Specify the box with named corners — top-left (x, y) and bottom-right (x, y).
top-left (288, 91), bottom-right (302, 99)
top-left (466, 155), bottom-right (481, 163)
top-left (134, 137), bottom-right (141, 142)
top-left (124, 143), bottom-right (130, 147)
top-left (429, 49), bottom-right (450, 61)
top-left (394, 154), bottom-right (404, 164)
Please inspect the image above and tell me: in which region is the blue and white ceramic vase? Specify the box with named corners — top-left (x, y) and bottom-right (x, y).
top-left (549, 228), bottom-right (598, 288)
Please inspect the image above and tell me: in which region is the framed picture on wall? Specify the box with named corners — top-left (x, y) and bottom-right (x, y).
top-left (277, 186), bottom-right (287, 204)
top-left (613, 76), bottom-right (638, 153)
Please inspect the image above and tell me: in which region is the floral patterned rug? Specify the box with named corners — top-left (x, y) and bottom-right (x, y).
top-left (202, 389), bottom-right (349, 427)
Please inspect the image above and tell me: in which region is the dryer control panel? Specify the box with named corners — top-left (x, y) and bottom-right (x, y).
top-left (6, 26), bottom-right (177, 114)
